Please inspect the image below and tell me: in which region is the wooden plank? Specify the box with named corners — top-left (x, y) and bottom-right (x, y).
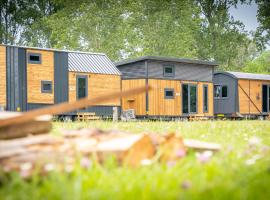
top-left (0, 112), bottom-right (52, 140)
top-left (0, 45), bottom-right (6, 108)
top-left (0, 86), bottom-right (150, 128)
top-left (183, 139), bottom-right (221, 151)
top-left (122, 79), bottom-right (146, 115)
top-left (27, 49), bottom-right (54, 104)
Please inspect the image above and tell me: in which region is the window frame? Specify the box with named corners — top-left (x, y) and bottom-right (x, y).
top-left (163, 64), bottom-right (175, 77)
top-left (28, 52), bottom-right (42, 64)
top-left (164, 88), bottom-right (174, 99)
top-left (182, 84), bottom-right (198, 114)
top-left (41, 80), bottom-right (53, 93)
top-left (76, 75), bottom-right (88, 100)
top-left (203, 84), bottom-right (208, 113)
top-left (214, 84), bottom-right (228, 99)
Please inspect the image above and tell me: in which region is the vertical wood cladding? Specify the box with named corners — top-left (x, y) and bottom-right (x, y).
top-left (238, 79), bottom-right (270, 114)
top-left (0, 46), bottom-right (6, 107)
top-left (68, 72), bottom-right (121, 106)
top-left (27, 49), bottom-right (54, 104)
top-left (121, 79), bottom-right (214, 117)
top-left (121, 79), bottom-right (146, 115)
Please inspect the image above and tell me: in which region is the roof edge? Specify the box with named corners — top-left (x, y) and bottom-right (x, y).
top-left (115, 56), bottom-right (218, 67)
top-left (0, 44), bottom-right (106, 56)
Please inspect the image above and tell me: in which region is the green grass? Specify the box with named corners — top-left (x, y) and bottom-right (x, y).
top-left (1, 120), bottom-right (270, 200)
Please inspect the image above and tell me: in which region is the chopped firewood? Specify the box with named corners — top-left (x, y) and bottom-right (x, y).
top-left (149, 133), bottom-right (186, 162)
top-left (0, 112), bottom-right (52, 140)
top-left (183, 139), bottom-right (221, 152)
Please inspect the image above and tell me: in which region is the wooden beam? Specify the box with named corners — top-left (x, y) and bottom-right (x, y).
top-left (0, 86), bottom-right (150, 128)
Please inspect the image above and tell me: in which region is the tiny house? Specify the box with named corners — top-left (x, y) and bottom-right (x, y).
top-left (214, 71), bottom-right (270, 118)
top-left (0, 44), bottom-right (121, 118)
top-left (116, 56), bottom-right (217, 119)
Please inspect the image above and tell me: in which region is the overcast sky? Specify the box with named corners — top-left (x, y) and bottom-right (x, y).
top-left (229, 2), bottom-right (259, 32)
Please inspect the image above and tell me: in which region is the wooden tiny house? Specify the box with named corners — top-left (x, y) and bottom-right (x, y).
top-left (0, 44), bottom-right (121, 118)
top-left (214, 71), bottom-right (270, 118)
top-left (116, 56), bottom-right (217, 119)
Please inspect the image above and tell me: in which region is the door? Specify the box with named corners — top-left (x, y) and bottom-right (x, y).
top-left (182, 84), bottom-right (197, 114)
top-left (76, 75), bottom-right (88, 99)
top-left (262, 85), bottom-right (270, 113)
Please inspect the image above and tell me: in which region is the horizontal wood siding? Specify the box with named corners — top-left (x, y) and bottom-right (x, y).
top-left (27, 49), bottom-right (54, 104)
top-left (238, 79), bottom-right (270, 114)
top-left (0, 46), bottom-right (6, 107)
top-left (121, 79), bottom-right (146, 115)
top-left (68, 72), bottom-right (121, 106)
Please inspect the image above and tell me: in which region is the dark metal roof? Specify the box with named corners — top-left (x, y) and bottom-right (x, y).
top-left (115, 56), bottom-right (218, 67)
top-left (214, 71), bottom-right (270, 81)
top-left (68, 53), bottom-right (121, 75)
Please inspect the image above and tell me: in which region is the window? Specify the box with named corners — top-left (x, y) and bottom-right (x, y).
top-left (164, 88), bottom-right (174, 99)
top-left (214, 85), bottom-right (228, 98)
top-left (203, 85), bottom-right (208, 112)
top-left (28, 53), bottom-right (41, 64)
top-left (41, 81), bottom-right (52, 93)
top-left (77, 75), bottom-right (88, 99)
top-left (163, 65), bottom-right (175, 77)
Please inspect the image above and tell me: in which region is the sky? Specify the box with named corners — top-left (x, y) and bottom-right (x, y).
top-left (229, 2), bottom-right (259, 32)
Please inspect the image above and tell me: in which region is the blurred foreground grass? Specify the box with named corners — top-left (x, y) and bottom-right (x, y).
top-left (1, 120), bottom-right (270, 200)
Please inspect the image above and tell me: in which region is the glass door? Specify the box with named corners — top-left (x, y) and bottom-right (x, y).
top-left (77, 75), bottom-right (88, 99)
top-left (182, 84), bottom-right (197, 114)
top-left (262, 85), bottom-right (268, 113)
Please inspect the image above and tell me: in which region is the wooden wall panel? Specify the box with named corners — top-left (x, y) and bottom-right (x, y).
top-left (27, 49), bottom-right (54, 104)
top-left (121, 79), bottom-right (146, 115)
top-left (238, 79), bottom-right (270, 114)
top-left (0, 46), bottom-right (6, 107)
top-left (148, 79), bottom-right (181, 116)
top-left (69, 72), bottom-right (121, 106)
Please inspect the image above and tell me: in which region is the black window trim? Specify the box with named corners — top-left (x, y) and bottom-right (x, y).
top-left (182, 83), bottom-right (198, 114)
top-left (203, 84), bottom-right (209, 113)
top-left (28, 52), bottom-right (42, 64)
top-left (163, 64), bottom-right (175, 77)
top-left (164, 88), bottom-right (174, 99)
top-left (214, 84), bottom-right (228, 99)
top-left (41, 80), bottom-right (53, 93)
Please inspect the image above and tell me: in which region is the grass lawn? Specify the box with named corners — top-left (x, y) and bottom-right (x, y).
top-left (1, 120), bottom-right (270, 200)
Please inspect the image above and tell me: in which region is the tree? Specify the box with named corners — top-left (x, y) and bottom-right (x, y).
top-left (243, 50), bottom-right (270, 73)
top-left (255, 0), bottom-right (270, 50)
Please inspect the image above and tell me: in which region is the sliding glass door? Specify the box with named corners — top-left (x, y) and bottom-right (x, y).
top-left (182, 84), bottom-right (197, 114)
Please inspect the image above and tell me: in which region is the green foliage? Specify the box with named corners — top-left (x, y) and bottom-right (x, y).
top-left (243, 51), bottom-right (270, 73)
top-left (1, 120), bottom-right (270, 200)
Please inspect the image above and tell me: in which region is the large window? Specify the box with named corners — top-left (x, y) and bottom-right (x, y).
top-left (203, 85), bottom-right (208, 113)
top-left (182, 84), bottom-right (197, 114)
top-left (163, 65), bottom-right (175, 77)
top-left (164, 88), bottom-right (174, 99)
top-left (41, 81), bottom-right (52, 93)
top-left (214, 85), bottom-right (228, 98)
top-left (28, 53), bottom-right (41, 64)
top-left (77, 75), bottom-right (88, 99)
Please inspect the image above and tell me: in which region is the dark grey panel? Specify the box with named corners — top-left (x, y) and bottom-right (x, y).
top-left (147, 60), bottom-right (213, 82)
top-left (213, 73), bottom-right (238, 114)
top-left (117, 61), bottom-right (146, 79)
top-left (74, 106), bottom-right (121, 117)
top-left (6, 47), bottom-right (27, 111)
top-left (54, 52), bottom-right (68, 104)
top-left (27, 103), bottom-right (52, 110)
top-left (18, 48), bottom-right (27, 111)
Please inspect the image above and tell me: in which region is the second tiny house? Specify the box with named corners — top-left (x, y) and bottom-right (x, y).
top-left (116, 56), bottom-right (217, 119)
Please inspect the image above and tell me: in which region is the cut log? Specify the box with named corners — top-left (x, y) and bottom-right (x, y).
top-left (183, 139), bottom-right (221, 152)
top-left (0, 112), bottom-right (52, 140)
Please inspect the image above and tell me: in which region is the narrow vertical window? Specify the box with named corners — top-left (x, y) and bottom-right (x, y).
top-left (203, 85), bottom-right (208, 113)
top-left (77, 75), bottom-right (88, 99)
